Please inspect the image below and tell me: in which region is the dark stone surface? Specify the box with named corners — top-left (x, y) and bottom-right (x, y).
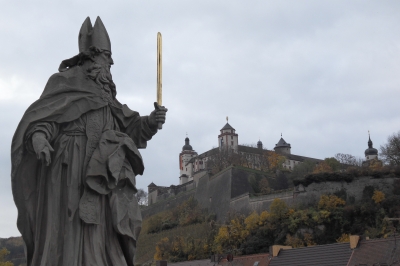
top-left (11, 16), bottom-right (166, 266)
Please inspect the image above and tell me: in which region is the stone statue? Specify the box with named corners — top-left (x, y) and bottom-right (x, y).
top-left (11, 17), bottom-right (167, 266)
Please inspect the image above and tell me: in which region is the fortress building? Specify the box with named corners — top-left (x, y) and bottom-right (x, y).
top-left (143, 122), bottom-right (387, 222)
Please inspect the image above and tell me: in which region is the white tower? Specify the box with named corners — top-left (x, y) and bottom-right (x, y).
top-left (274, 134), bottom-right (291, 155)
top-left (179, 136), bottom-right (197, 184)
top-left (218, 117), bottom-right (238, 151)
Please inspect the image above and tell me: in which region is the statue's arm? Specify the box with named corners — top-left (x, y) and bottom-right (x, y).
top-left (25, 122), bottom-right (59, 164)
top-left (112, 103), bottom-right (166, 149)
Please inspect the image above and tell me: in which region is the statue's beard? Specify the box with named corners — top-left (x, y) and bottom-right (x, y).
top-left (86, 63), bottom-right (116, 98)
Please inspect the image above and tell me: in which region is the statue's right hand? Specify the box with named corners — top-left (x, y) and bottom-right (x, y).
top-left (32, 132), bottom-right (54, 166)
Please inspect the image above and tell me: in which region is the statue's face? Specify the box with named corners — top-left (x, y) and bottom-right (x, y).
top-left (94, 50), bottom-right (114, 68)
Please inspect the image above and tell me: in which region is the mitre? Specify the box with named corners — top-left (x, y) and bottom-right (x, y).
top-left (78, 16), bottom-right (111, 53)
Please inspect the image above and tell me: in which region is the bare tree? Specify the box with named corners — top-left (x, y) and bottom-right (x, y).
top-left (334, 153), bottom-right (363, 167)
top-left (380, 131), bottom-right (400, 166)
top-left (136, 189), bottom-right (148, 206)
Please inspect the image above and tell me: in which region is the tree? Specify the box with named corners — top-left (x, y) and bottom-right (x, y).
top-left (372, 190), bottom-right (385, 204)
top-left (313, 161), bottom-right (332, 174)
top-left (318, 195), bottom-right (345, 211)
top-left (136, 188), bottom-right (148, 206)
top-left (291, 159), bottom-right (316, 179)
top-left (380, 131), bottom-right (400, 166)
top-left (324, 158), bottom-right (340, 171)
top-left (334, 153), bottom-right (362, 167)
top-left (259, 177), bottom-right (271, 194)
top-left (267, 151), bottom-right (285, 171)
top-left (0, 248), bottom-right (13, 266)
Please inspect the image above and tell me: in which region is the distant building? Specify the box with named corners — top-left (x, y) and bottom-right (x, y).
top-left (148, 121), bottom-right (323, 205)
top-left (362, 133), bottom-right (381, 167)
top-left (177, 121), bottom-right (321, 187)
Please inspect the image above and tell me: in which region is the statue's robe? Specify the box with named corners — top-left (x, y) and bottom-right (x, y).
top-left (11, 66), bottom-right (156, 266)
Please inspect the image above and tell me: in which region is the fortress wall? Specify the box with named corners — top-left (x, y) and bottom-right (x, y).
top-left (296, 176), bottom-right (399, 206)
top-left (229, 190), bottom-right (294, 216)
top-left (229, 193), bottom-right (250, 216)
top-left (195, 167), bottom-right (233, 222)
top-left (231, 168), bottom-right (254, 198)
top-left (141, 189), bottom-right (196, 219)
top-left (249, 190), bottom-right (294, 213)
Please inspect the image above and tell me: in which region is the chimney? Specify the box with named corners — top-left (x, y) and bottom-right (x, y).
top-left (350, 235), bottom-right (360, 249)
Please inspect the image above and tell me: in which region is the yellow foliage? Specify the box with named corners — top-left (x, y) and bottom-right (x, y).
top-left (318, 195), bottom-right (346, 211)
top-left (372, 190), bottom-right (385, 204)
top-left (285, 234), bottom-right (304, 248)
top-left (244, 212), bottom-right (260, 231)
top-left (0, 248), bottom-right (14, 266)
top-left (303, 233), bottom-right (316, 247)
top-left (313, 161), bottom-right (332, 174)
top-left (369, 159), bottom-right (383, 170)
top-left (336, 233), bottom-right (350, 243)
top-left (259, 211), bottom-right (269, 225)
top-left (270, 198), bottom-right (289, 221)
top-left (266, 151), bottom-right (286, 171)
top-left (214, 217), bottom-right (249, 253)
top-left (154, 237), bottom-right (170, 261)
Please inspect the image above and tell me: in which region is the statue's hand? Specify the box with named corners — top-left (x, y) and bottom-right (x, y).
top-left (32, 132), bottom-right (54, 166)
top-left (149, 103), bottom-right (168, 130)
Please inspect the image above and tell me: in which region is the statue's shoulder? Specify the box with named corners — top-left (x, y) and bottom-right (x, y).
top-left (42, 67), bottom-right (88, 96)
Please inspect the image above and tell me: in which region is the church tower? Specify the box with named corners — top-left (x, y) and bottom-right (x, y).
top-left (274, 134), bottom-right (291, 155)
top-left (179, 136), bottom-right (197, 184)
top-left (365, 132), bottom-right (378, 161)
top-left (218, 117), bottom-right (238, 151)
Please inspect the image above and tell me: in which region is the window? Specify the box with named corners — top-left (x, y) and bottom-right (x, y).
top-left (231, 141), bottom-right (233, 145)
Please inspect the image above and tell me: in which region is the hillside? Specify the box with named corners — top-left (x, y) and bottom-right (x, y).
top-left (0, 237), bottom-right (25, 266)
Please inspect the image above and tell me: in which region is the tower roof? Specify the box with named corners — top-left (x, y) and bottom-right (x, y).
top-left (182, 137), bottom-right (193, 151)
top-left (275, 137), bottom-right (290, 148)
top-left (148, 182), bottom-right (157, 187)
top-left (365, 135), bottom-right (378, 156)
top-left (221, 123), bottom-right (235, 131)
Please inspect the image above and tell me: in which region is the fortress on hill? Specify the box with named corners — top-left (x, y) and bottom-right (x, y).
top-left (141, 122), bottom-right (386, 221)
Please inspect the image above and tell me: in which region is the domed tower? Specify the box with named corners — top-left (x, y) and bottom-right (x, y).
top-left (218, 117), bottom-right (238, 151)
top-left (365, 132), bottom-right (378, 161)
top-left (179, 136), bottom-right (197, 184)
top-left (274, 134), bottom-right (291, 155)
top-left (257, 139), bottom-right (263, 149)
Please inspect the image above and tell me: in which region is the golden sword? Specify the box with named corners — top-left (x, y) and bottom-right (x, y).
top-left (155, 32), bottom-right (163, 129)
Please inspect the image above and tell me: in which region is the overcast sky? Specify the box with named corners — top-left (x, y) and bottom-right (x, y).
top-left (1, 1), bottom-right (399, 238)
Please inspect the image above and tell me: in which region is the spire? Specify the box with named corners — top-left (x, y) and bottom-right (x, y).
top-left (368, 130), bottom-right (373, 148)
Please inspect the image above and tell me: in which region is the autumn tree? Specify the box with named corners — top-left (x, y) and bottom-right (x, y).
top-left (214, 216), bottom-right (249, 253)
top-left (259, 177), bottom-right (271, 194)
top-left (372, 190), bottom-right (385, 204)
top-left (318, 195), bottom-right (346, 211)
top-left (267, 151), bottom-right (286, 171)
top-left (324, 157), bottom-right (341, 171)
top-left (313, 161), bottom-right (332, 174)
top-left (0, 248), bottom-right (13, 266)
top-left (380, 131), bottom-right (400, 166)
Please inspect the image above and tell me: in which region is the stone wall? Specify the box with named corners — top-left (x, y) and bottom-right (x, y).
top-left (141, 189), bottom-right (196, 219)
top-left (296, 176), bottom-right (399, 206)
top-left (143, 166), bottom-right (400, 224)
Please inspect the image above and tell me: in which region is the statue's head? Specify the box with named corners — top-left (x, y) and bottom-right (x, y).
top-left (59, 16), bottom-right (113, 72)
top-left (58, 17), bottom-right (116, 98)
